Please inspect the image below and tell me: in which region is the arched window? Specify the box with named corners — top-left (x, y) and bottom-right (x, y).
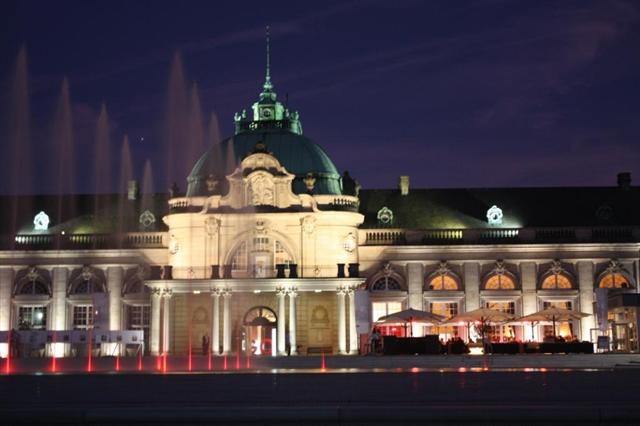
top-left (16, 280), bottom-right (49, 295)
top-left (599, 272), bottom-right (631, 289)
top-left (426, 262), bottom-right (461, 291)
top-left (14, 267), bottom-right (51, 297)
top-left (371, 276), bottom-right (402, 291)
top-left (68, 266), bottom-right (106, 295)
top-left (483, 261), bottom-right (517, 290)
top-left (598, 260), bottom-right (634, 289)
top-left (541, 273), bottom-right (573, 289)
top-left (428, 275), bottom-right (459, 290)
top-left (229, 237), bottom-right (293, 278)
top-left (123, 266), bottom-right (150, 296)
top-left (484, 274), bottom-right (516, 290)
top-left (243, 306), bottom-right (277, 326)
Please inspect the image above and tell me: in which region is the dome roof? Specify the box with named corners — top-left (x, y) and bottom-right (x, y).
top-left (186, 129), bottom-right (342, 196)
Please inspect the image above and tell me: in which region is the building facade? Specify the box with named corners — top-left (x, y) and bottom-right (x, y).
top-left (1, 66), bottom-right (639, 358)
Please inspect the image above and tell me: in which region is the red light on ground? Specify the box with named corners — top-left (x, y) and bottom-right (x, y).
top-left (320, 351), bottom-right (326, 371)
top-left (410, 367), bottom-right (419, 373)
top-left (137, 352), bottom-right (143, 371)
top-left (208, 351), bottom-right (212, 371)
top-left (458, 367), bottom-right (468, 373)
top-left (223, 355), bottom-right (228, 370)
top-left (115, 356), bottom-right (120, 372)
top-left (246, 354), bottom-right (251, 369)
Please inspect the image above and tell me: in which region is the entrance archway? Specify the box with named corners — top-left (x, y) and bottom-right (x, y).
top-left (243, 306), bottom-right (277, 355)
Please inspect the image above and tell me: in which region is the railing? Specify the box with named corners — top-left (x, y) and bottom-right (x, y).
top-left (6, 232), bottom-right (167, 250)
top-left (314, 195), bottom-right (360, 212)
top-left (365, 229), bottom-right (407, 244)
top-left (361, 226), bottom-right (640, 245)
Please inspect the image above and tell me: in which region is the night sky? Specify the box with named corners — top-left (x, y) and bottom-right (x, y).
top-left (2, 0), bottom-right (639, 195)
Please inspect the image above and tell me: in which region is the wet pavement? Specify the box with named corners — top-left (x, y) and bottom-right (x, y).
top-left (2, 355), bottom-right (640, 424)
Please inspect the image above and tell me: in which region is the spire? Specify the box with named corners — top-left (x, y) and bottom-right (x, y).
top-left (263, 25), bottom-right (273, 92)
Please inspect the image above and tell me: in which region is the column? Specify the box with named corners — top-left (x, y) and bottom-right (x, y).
top-left (276, 288), bottom-right (286, 355)
top-left (578, 261), bottom-right (595, 341)
top-left (463, 262), bottom-right (481, 311)
top-left (406, 263), bottom-right (424, 310)
top-left (50, 267), bottom-right (68, 357)
top-left (222, 289), bottom-right (232, 354)
top-left (150, 288), bottom-right (161, 355)
top-left (288, 289), bottom-right (298, 355)
top-left (0, 268), bottom-right (13, 358)
top-left (337, 287), bottom-right (347, 354)
top-left (211, 289), bottom-right (220, 355)
top-left (161, 289), bottom-right (173, 354)
top-left (520, 262), bottom-right (538, 341)
top-left (348, 288), bottom-right (358, 354)
top-left (107, 267), bottom-right (123, 331)
top-left (50, 268), bottom-right (68, 331)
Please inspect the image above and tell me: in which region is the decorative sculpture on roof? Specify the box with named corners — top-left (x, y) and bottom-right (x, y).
top-left (486, 205), bottom-right (503, 225)
top-left (139, 210), bottom-right (156, 230)
top-left (33, 211), bottom-right (50, 231)
top-left (377, 206), bottom-right (393, 225)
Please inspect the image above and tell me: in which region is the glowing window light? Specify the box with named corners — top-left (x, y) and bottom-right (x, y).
top-left (33, 211), bottom-right (50, 231)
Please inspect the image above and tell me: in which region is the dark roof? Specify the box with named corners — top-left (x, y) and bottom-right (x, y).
top-left (358, 186), bottom-right (640, 228)
top-left (0, 193), bottom-right (169, 236)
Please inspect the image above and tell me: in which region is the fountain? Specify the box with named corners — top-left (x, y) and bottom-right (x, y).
top-left (117, 135), bottom-right (132, 242)
top-left (7, 46), bottom-right (31, 242)
top-left (53, 78), bottom-right (75, 243)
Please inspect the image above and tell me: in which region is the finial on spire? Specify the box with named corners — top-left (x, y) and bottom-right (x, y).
top-left (264, 25), bottom-right (273, 91)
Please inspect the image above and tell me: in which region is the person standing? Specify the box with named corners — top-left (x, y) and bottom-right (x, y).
top-left (202, 334), bottom-right (210, 355)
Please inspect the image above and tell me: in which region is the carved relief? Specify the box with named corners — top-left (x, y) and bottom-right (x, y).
top-left (248, 173), bottom-right (275, 206)
top-left (301, 216), bottom-right (316, 234)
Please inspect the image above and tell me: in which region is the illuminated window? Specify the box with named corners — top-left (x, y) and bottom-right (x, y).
top-left (230, 238), bottom-right (293, 277)
top-left (73, 305), bottom-right (94, 330)
top-left (542, 301), bottom-right (574, 338)
top-left (18, 306), bottom-right (47, 330)
top-left (599, 273), bottom-right (631, 289)
top-left (429, 302), bottom-right (458, 319)
top-left (484, 274), bottom-right (516, 290)
top-left (485, 301), bottom-right (515, 314)
top-left (541, 273), bottom-right (573, 289)
top-left (372, 301), bottom-right (402, 322)
top-left (428, 274), bottom-right (459, 291)
top-left (371, 277), bottom-right (402, 291)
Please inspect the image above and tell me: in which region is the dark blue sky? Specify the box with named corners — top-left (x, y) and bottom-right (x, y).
top-left (2, 0), bottom-right (639, 194)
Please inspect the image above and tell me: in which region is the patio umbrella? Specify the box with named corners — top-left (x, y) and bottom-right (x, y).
top-left (375, 308), bottom-right (444, 336)
top-left (510, 308), bottom-right (590, 339)
top-left (442, 308), bottom-right (515, 343)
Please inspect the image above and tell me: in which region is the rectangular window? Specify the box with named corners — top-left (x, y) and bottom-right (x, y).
top-left (429, 302), bottom-right (458, 319)
top-left (18, 306), bottom-right (47, 330)
top-left (484, 301), bottom-right (516, 342)
top-left (73, 305), bottom-right (94, 330)
top-left (485, 301), bottom-right (515, 315)
top-left (371, 301), bottom-right (402, 322)
top-left (542, 301), bottom-right (574, 338)
top-left (127, 305), bottom-right (150, 329)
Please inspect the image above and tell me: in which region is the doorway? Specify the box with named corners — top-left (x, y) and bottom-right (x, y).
top-left (243, 306), bottom-right (277, 355)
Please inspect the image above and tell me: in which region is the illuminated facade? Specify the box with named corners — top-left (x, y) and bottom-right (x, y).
top-left (1, 61), bottom-right (640, 358)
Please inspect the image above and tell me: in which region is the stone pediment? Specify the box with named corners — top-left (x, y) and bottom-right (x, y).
top-left (220, 151), bottom-right (303, 209)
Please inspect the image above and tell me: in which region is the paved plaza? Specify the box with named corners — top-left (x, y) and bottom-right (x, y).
top-left (2, 354), bottom-right (640, 424)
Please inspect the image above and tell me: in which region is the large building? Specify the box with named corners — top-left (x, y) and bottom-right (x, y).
top-left (1, 59), bottom-right (639, 358)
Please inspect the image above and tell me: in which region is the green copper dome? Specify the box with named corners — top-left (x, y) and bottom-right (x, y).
top-left (187, 31), bottom-right (342, 197)
top-left (186, 129), bottom-right (342, 196)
